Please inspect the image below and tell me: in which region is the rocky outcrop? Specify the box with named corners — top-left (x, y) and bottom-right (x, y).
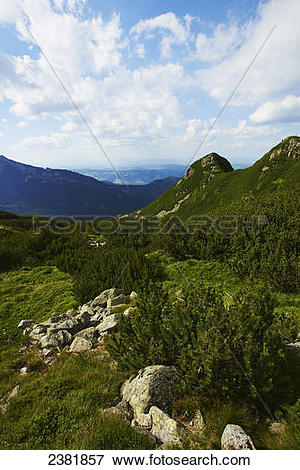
top-left (107, 365), bottom-right (188, 446)
top-left (121, 365), bottom-right (179, 418)
top-left (20, 287), bottom-right (135, 360)
top-left (221, 424), bottom-right (255, 450)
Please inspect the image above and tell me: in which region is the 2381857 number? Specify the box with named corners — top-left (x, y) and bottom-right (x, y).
top-left (48, 454), bottom-right (104, 466)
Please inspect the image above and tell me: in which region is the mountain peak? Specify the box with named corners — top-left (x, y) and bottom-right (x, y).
top-left (199, 152), bottom-right (234, 173)
top-left (266, 136), bottom-right (300, 164)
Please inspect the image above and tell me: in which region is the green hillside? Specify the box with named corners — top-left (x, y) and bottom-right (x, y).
top-left (137, 136), bottom-right (300, 219)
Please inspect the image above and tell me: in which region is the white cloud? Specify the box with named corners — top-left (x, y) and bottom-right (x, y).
top-left (61, 121), bottom-right (78, 132)
top-left (250, 95), bottom-right (300, 124)
top-left (194, 23), bottom-right (245, 62)
top-left (21, 131), bottom-right (72, 148)
top-left (17, 120), bottom-right (28, 128)
top-left (131, 12), bottom-right (192, 58)
top-left (0, 1), bottom-right (298, 168)
top-left (197, 0), bottom-right (300, 106)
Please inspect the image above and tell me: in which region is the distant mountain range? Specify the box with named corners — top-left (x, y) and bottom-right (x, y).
top-left (72, 163), bottom-right (249, 185)
top-left (0, 155), bottom-right (178, 216)
top-left (135, 136), bottom-right (300, 220)
top-left (71, 165), bottom-right (186, 185)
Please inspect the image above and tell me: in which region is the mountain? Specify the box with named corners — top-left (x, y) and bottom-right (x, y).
top-left (136, 136), bottom-right (300, 220)
top-left (73, 165), bottom-right (186, 185)
top-left (0, 155), bottom-right (178, 216)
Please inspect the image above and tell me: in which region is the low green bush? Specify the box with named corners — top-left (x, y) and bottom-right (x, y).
top-left (109, 282), bottom-right (297, 402)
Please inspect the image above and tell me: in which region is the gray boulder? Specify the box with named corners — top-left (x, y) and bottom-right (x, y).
top-left (149, 406), bottom-right (187, 445)
top-left (221, 424), bottom-right (255, 450)
top-left (104, 400), bottom-right (134, 422)
top-left (123, 306), bottom-right (138, 317)
top-left (121, 365), bottom-right (179, 418)
top-left (107, 294), bottom-right (128, 308)
top-left (91, 288), bottom-right (125, 308)
top-left (40, 330), bottom-right (72, 349)
top-left (131, 413), bottom-right (152, 430)
top-left (18, 319), bottom-right (35, 329)
top-left (75, 311), bottom-right (91, 329)
top-left (75, 326), bottom-right (98, 341)
top-left (96, 314), bottom-right (119, 334)
top-left (91, 289), bottom-right (111, 308)
top-left (69, 336), bottom-right (93, 353)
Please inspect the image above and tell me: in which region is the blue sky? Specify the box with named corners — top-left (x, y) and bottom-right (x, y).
top-left (0, 0), bottom-right (299, 169)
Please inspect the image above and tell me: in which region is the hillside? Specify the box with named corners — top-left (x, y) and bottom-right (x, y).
top-left (0, 155), bottom-right (178, 216)
top-left (136, 136), bottom-right (300, 219)
top-left (0, 136), bottom-right (299, 451)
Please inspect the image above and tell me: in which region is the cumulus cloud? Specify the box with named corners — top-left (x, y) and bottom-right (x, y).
top-left (21, 131), bottom-right (72, 148)
top-left (197, 0), bottom-right (300, 107)
top-left (0, 0), bottom-right (298, 167)
top-left (250, 95), bottom-right (300, 124)
top-left (131, 12), bottom-right (192, 58)
top-left (194, 23), bottom-right (245, 63)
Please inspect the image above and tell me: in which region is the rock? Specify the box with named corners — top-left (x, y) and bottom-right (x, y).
top-left (121, 365), bottom-right (179, 418)
top-left (8, 384), bottom-right (20, 399)
top-left (96, 314), bottom-right (119, 334)
top-left (107, 294), bottom-right (128, 308)
top-left (221, 424), bottom-right (255, 450)
top-left (130, 291), bottom-right (138, 301)
top-left (98, 332), bottom-right (109, 344)
top-left (190, 410), bottom-right (205, 432)
top-left (69, 336), bottom-right (93, 353)
top-left (20, 367), bottom-right (28, 375)
top-left (91, 288), bottom-right (125, 308)
top-left (109, 288), bottom-right (126, 299)
top-left (0, 385), bottom-right (20, 415)
top-left (42, 348), bottom-right (52, 358)
top-left (18, 319), bottom-right (34, 329)
top-left (75, 326), bottom-right (98, 341)
top-left (149, 406), bottom-right (187, 445)
top-left (104, 400), bottom-right (134, 422)
top-left (287, 341), bottom-right (300, 351)
top-left (49, 330), bottom-right (73, 349)
top-left (124, 306), bottom-right (138, 317)
top-left (75, 311), bottom-right (92, 329)
top-left (91, 289), bottom-right (112, 308)
top-left (131, 413), bottom-right (152, 430)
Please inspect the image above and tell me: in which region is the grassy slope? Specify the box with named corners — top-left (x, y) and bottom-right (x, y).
top-left (0, 266), bottom-right (154, 450)
top-left (138, 137), bottom-right (300, 219)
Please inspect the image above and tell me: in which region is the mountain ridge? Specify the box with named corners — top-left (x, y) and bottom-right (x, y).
top-left (135, 136), bottom-right (300, 219)
top-left (0, 154), bottom-right (178, 216)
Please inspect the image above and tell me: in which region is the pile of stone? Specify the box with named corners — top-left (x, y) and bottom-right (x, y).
top-left (18, 288), bottom-right (138, 360)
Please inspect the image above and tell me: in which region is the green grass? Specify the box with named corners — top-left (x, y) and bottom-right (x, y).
top-left (0, 353), bottom-right (154, 449)
top-left (0, 266), bottom-right (78, 398)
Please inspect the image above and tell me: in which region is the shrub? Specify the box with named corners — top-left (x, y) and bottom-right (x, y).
top-left (109, 282), bottom-right (297, 402)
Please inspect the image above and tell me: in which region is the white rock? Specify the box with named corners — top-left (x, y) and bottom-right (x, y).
top-left (221, 424), bottom-right (255, 450)
top-left (69, 336), bottom-right (93, 353)
top-left (18, 319), bottom-right (34, 329)
top-left (130, 291), bottom-right (138, 301)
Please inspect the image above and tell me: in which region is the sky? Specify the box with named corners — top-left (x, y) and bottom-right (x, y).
top-left (0, 0), bottom-right (299, 169)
